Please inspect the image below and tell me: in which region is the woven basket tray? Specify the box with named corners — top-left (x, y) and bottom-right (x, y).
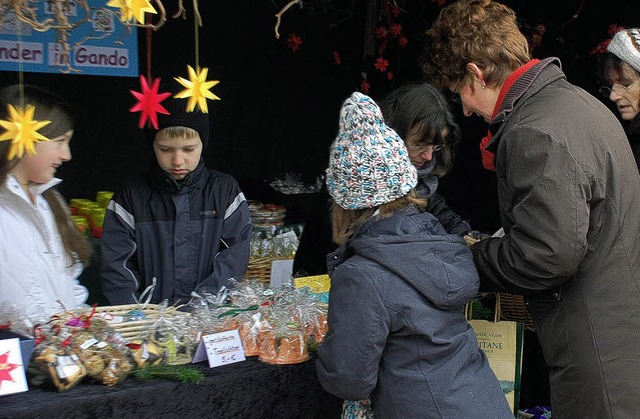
top-left (245, 256), bottom-right (293, 284)
top-left (90, 304), bottom-right (191, 340)
top-left (498, 293), bottom-right (535, 332)
top-left (56, 304), bottom-right (193, 365)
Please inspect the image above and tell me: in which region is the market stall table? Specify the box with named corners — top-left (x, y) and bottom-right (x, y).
top-left (0, 356), bottom-right (342, 419)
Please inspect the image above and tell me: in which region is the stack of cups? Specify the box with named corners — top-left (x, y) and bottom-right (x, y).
top-left (68, 191), bottom-right (114, 238)
top-left (90, 191), bottom-right (114, 238)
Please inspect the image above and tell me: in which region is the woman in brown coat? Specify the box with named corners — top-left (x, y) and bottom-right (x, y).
top-left (420, 1), bottom-right (640, 417)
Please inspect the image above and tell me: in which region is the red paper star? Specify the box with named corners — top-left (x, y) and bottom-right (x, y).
top-left (129, 75), bottom-right (171, 129)
top-left (398, 36), bottom-right (409, 48)
top-left (432, 0), bottom-right (446, 6)
top-left (392, 6), bottom-right (401, 17)
top-left (608, 24), bottom-right (625, 37)
top-left (390, 24), bottom-right (402, 38)
top-left (590, 24), bottom-right (625, 56)
top-left (360, 80), bottom-right (371, 94)
top-left (590, 40), bottom-right (611, 56)
top-left (332, 51), bottom-right (341, 65)
top-left (375, 26), bottom-right (388, 39)
top-left (287, 33), bottom-right (303, 52)
top-left (0, 351), bottom-right (20, 385)
top-left (374, 57), bottom-right (389, 73)
top-left (387, 71), bottom-right (394, 80)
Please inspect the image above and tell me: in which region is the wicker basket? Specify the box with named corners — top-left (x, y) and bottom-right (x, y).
top-left (498, 293), bottom-right (535, 332)
top-left (56, 304), bottom-right (193, 365)
top-left (466, 293), bottom-right (535, 332)
top-left (245, 256), bottom-right (294, 284)
top-left (90, 304), bottom-right (191, 340)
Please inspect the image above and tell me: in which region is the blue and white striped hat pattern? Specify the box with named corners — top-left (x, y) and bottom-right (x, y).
top-left (326, 92), bottom-right (417, 210)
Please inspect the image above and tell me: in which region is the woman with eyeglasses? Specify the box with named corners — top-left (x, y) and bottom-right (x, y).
top-left (292, 83), bottom-right (472, 280)
top-left (420, 0), bottom-right (640, 417)
top-left (599, 28), bottom-right (640, 171)
top-left (379, 82), bottom-right (470, 236)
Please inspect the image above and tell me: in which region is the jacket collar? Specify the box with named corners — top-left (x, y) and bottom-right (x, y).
top-left (326, 205), bottom-right (420, 272)
top-left (486, 57), bottom-right (564, 152)
top-left (3, 175), bottom-right (61, 203)
top-left (148, 159), bottom-right (207, 193)
top-left (327, 214), bottom-right (377, 272)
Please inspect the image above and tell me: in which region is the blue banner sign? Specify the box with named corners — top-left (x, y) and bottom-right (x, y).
top-left (0, 1), bottom-right (138, 77)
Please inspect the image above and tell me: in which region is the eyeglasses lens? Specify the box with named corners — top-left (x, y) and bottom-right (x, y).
top-left (598, 86), bottom-right (612, 97)
top-left (412, 144), bottom-right (445, 153)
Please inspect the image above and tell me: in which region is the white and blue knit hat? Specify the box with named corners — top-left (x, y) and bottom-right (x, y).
top-left (607, 28), bottom-right (640, 74)
top-left (326, 92), bottom-right (417, 210)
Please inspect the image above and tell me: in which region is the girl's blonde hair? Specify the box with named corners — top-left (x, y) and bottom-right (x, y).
top-left (0, 84), bottom-right (92, 266)
top-left (331, 190), bottom-right (427, 245)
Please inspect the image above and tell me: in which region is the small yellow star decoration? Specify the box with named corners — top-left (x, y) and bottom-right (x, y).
top-left (174, 65), bottom-right (220, 113)
top-left (107, 0), bottom-right (157, 25)
top-left (0, 104), bottom-right (51, 160)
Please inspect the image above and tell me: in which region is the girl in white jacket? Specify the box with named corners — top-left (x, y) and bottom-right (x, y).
top-left (0, 84), bottom-right (91, 325)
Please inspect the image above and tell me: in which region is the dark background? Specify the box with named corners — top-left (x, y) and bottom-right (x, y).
top-left (2, 1), bottom-right (637, 410)
top-left (1, 0), bottom-right (638, 233)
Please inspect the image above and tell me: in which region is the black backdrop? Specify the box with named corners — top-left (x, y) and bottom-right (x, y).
top-left (0, 0), bottom-right (638, 232)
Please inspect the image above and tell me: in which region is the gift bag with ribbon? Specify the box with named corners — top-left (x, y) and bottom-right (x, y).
top-left (466, 293), bottom-right (524, 415)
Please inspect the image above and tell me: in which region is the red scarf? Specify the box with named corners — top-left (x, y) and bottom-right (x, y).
top-left (480, 59), bottom-right (541, 171)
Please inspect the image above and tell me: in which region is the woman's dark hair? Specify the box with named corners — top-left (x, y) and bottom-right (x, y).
top-left (0, 84), bottom-right (90, 265)
top-left (379, 82), bottom-right (461, 177)
top-left (598, 52), bottom-right (628, 84)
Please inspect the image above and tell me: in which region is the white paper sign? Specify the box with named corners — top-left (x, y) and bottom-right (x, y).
top-left (0, 338), bottom-right (28, 396)
top-left (270, 258), bottom-right (294, 288)
top-left (192, 329), bottom-right (246, 368)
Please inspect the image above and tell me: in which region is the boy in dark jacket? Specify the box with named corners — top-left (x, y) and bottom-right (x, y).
top-left (101, 95), bottom-right (252, 305)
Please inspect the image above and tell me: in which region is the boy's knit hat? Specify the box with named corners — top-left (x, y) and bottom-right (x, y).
top-left (607, 28), bottom-right (640, 74)
top-left (149, 94), bottom-right (210, 148)
top-left (326, 92), bottom-right (417, 210)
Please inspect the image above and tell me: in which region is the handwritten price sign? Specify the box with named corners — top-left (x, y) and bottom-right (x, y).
top-left (293, 274), bottom-right (331, 293)
top-left (219, 354), bottom-right (238, 364)
top-left (193, 329), bottom-right (246, 368)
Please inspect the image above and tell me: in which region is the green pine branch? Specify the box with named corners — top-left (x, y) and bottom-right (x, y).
top-left (132, 364), bottom-right (205, 384)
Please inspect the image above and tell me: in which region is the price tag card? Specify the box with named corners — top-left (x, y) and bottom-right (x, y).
top-left (270, 258), bottom-right (294, 288)
top-left (293, 274), bottom-right (331, 293)
top-left (192, 329), bottom-right (246, 368)
top-left (0, 337), bottom-right (28, 396)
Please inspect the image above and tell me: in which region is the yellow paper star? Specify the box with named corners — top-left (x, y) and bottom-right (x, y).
top-left (129, 0), bottom-right (157, 24)
top-left (106, 0), bottom-right (133, 23)
top-left (0, 104), bottom-right (51, 160)
top-left (107, 0), bottom-right (156, 24)
top-left (174, 65), bottom-right (221, 113)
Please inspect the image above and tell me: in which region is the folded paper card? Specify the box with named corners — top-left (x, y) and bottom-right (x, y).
top-left (0, 337), bottom-right (29, 396)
